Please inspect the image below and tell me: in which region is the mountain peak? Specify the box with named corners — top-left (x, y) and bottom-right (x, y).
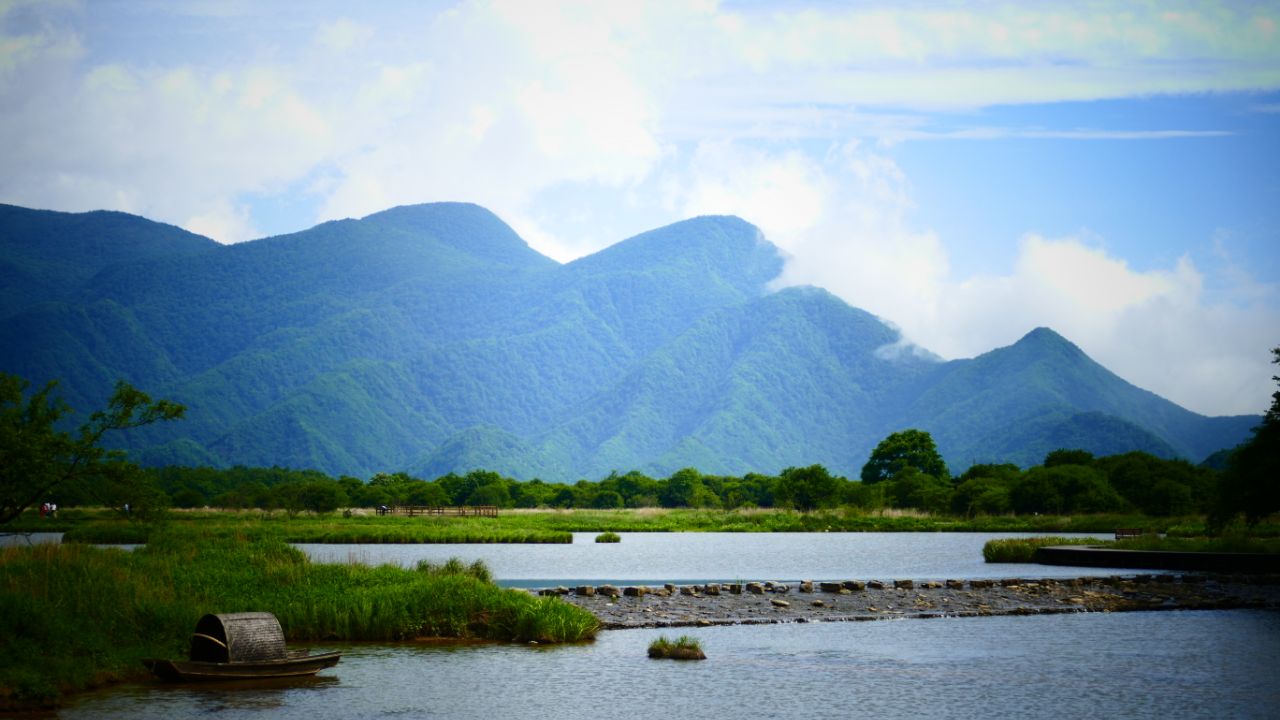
top-left (1013, 326), bottom-right (1082, 354)
top-left (568, 214), bottom-right (783, 294)
top-left (316, 202), bottom-right (555, 270)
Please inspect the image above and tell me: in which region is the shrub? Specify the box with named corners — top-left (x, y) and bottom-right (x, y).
top-left (595, 532), bottom-right (621, 543)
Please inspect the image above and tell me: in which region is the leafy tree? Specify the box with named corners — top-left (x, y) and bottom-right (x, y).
top-left (885, 467), bottom-right (952, 513)
top-left (590, 490), bottom-right (624, 509)
top-left (774, 465), bottom-right (840, 511)
top-left (860, 429), bottom-right (949, 484)
top-left (1044, 449), bottom-right (1094, 467)
top-left (1, 374), bottom-right (184, 525)
top-left (951, 474), bottom-right (1017, 516)
top-left (511, 478), bottom-right (554, 508)
top-left (658, 468), bottom-right (721, 508)
top-left (1010, 465), bottom-right (1124, 515)
top-left (615, 471), bottom-right (661, 508)
top-left (405, 481), bottom-right (449, 506)
top-left (171, 487), bottom-right (206, 509)
top-left (299, 480), bottom-right (347, 514)
top-left (466, 481), bottom-right (512, 508)
top-left (1095, 452), bottom-right (1211, 515)
top-left (1212, 346), bottom-right (1280, 528)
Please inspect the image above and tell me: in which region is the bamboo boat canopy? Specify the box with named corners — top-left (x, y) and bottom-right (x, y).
top-left (190, 612), bottom-right (287, 663)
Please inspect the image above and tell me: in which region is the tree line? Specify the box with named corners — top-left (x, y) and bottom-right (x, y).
top-left (124, 437), bottom-right (1221, 518)
top-left (4, 345), bottom-right (1278, 527)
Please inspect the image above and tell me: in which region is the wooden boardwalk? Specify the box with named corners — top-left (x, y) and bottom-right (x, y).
top-left (378, 505), bottom-right (498, 517)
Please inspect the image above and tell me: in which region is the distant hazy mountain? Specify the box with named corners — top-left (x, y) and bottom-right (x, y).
top-left (0, 202), bottom-right (1258, 479)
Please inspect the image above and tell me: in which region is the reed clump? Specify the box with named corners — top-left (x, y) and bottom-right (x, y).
top-left (1112, 535), bottom-right (1280, 554)
top-left (982, 536), bottom-right (1105, 563)
top-left (0, 526), bottom-right (598, 709)
top-left (647, 635), bottom-right (705, 660)
top-left (594, 532), bottom-right (621, 543)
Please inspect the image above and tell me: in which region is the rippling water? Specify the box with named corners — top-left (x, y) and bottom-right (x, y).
top-left (298, 532), bottom-right (1142, 586)
top-left (61, 610), bottom-right (1280, 719)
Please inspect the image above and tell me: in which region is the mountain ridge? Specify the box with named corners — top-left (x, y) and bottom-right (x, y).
top-left (0, 202), bottom-right (1258, 479)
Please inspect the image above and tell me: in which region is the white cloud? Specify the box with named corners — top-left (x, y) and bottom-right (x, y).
top-left (314, 18), bottom-right (374, 53)
top-left (757, 141), bottom-right (1279, 416)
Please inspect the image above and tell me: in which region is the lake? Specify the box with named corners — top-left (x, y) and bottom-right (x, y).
top-left (297, 532), bottom-right (1146, 586)
top-left (61, 610), bottom-right (1280, 719)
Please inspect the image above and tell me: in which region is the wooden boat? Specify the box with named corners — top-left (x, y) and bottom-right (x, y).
top-left (144, 611), bottom-right (340, 682)
top-left (142, 650), bottom-right (342, 681)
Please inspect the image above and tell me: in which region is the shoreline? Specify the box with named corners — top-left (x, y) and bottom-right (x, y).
top-left (544, 574), bottom-right (1280, 630)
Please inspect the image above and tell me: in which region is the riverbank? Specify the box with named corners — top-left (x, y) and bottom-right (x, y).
top-left (20, 506), bottom-right (1266, 543)
top-left (549, 574), bottom-right (1280, 629)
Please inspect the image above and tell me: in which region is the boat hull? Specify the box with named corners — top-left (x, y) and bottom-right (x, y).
top-left (142, 651), bottom-right (341, 681)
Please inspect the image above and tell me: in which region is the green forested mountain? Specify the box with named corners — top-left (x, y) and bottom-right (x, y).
top-left (0, 202), bottom-right (1258, 479)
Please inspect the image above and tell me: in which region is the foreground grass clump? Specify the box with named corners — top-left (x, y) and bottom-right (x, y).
top-left (648, 635), bottom-right (705, 660)
top-left (595, 532), bottom-right (621, 543)
top-left (0, 528), bottom-right (597, 709)
top-left (982, 536), bottom-right (1105, 563)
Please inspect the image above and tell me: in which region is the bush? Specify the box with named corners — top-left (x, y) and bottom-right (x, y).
top-left (595, 532), bottom-right (621, 543)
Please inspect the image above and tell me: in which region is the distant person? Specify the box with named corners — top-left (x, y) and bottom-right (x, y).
top-left (40, 502), bottom-right (48, 518)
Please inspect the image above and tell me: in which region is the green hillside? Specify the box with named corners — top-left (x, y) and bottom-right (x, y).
top-left (0, 202), bottom-right (1258, 479)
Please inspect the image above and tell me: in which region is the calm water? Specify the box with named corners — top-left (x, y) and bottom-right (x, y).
top-left (61, 610), bottom-right (1280, 719)
top-left (298, 532), bottom-right (1143, 586)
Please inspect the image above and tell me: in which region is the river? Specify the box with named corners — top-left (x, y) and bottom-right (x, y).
top-left (61, 610), bottom-right (1280, 719)
top-left (297, 531), bottom-right (1146, 586)
top-left (14, 531), bottom-right (1278, 717)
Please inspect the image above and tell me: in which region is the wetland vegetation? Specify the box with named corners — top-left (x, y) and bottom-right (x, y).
top-left (0, 525), bottom-right (598, 709)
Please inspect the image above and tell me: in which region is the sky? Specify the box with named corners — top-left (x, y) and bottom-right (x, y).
top-left (2, 0), bottom-right (1278, 417)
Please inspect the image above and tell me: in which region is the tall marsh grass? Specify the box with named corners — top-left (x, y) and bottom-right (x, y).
top-left (982, 536), bottom-right (1105, 563)
top-left (62, 516), bottom-right (572, 545)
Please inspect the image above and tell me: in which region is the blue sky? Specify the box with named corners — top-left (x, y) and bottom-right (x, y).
top-left (1, 0), bottom-right (1278, 416)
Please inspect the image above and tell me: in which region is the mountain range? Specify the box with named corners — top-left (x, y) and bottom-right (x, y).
top-left (0, 202), bottom-right (1258, 480)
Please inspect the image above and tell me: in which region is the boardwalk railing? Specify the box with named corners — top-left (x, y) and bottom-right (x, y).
top-left (379, 505), bottom-right (499, 518)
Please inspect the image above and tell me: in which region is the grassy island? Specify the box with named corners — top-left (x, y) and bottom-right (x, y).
top-left (647, 635), bottom-right (705, 660)
top-left (0, 527), bottom-right (597, 709)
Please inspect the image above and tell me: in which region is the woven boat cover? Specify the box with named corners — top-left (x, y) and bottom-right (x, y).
top-left (190, 612), bottom-right (287, 663)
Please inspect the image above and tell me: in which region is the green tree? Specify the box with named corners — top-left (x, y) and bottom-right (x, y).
top-left (466, 481), bottom-right (512, 508)
top-left (1212, 346), bottom-right (1280, 528)
top-left (299, 480), bottom-right (348, 514)
top-left (774, 465), bottom-right (840, 511)
top-left (1, 374), bottom-right (184, 526)
top-left (1010, 465), bottom-right (1124, 515)
top-left (1044, 449), bottom-right (1095, 467)
top-left (659, 468), bottom-right (719, 508)
top-left (860, 429), bottom-right (949, 484)
top-left (885, 467), bottom-right (952, 513)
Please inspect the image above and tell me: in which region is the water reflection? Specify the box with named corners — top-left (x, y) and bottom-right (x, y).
top-left (0, 532), bottom-right (62, 547)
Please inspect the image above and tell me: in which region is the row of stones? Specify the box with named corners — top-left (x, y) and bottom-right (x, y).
top-left (537, 573), bottom-right (1212, 599)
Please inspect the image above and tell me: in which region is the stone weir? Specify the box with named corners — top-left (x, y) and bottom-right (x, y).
top-left (535, 575), bottom-right (1280, 630)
